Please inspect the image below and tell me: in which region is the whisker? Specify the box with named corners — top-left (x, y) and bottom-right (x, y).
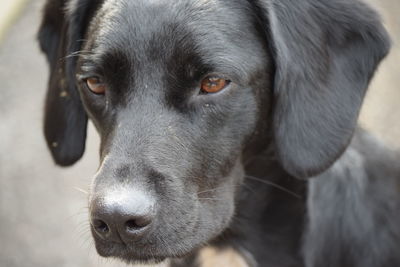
top-left (62, 49), bottom-right (93, 60)
top-left (73, 186), bottom-right (89, 195)
top-left (198, 197), bottom-right (225, 201)
top-left (245, 175), bottom-right (302, 199)
top-left (197, 184), bottom-right (241, 195)
top-left (63, 208), bottom-right (89, 225)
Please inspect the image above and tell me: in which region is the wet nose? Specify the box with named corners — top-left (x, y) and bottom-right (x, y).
top-left (90, 188), bottom-right (155, 243)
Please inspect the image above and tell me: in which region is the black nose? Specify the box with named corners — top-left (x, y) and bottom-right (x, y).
top-left (90, 190), bottom-right (155, 243)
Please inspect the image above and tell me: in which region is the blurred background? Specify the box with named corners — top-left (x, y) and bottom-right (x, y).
top-left (0, 0), bottom-right (398, 266)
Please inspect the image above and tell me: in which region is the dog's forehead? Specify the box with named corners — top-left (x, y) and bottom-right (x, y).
top-left (93, 0), bottom-right (227, 35)
top-left (133, 0), bottom-right (217, 7)
top-left (90, 0), bottom-right (260, 52)
top-left (84, 0), bottom-right (267, 81)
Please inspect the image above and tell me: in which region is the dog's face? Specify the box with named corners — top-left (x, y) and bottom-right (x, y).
top-left (79, 0), bottom-right (271, 261)
top-left (39, 0), bottom-right (389, 264)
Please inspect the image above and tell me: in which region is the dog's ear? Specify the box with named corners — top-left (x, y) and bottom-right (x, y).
top-left (257, 0), bottom-right (390, 178)
top-left (38, 0), bottom-right (100, 166)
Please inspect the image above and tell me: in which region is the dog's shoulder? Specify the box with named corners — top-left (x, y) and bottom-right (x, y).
top-left (305, 128), bottom-right (400, 267)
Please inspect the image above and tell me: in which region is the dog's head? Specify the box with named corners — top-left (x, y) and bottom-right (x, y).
top-left (39, 0), bottom-right (389, 263)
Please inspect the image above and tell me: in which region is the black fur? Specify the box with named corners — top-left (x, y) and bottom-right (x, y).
top-left (38, 0), bottom-right (400, 266)
top-left (38, 0), bottom-right (102, 165)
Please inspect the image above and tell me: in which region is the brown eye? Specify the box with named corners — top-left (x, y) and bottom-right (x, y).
top-left (200, 76), bottom-right (230, 94)
top-left (86, 77), bottom-right (106, 95)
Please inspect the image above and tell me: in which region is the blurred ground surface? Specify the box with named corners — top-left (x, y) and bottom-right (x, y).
top-left (360, 0), bottom-right (400, 146)
top-left (0, 0), bottom-right (27, 42)
top-left (0, 0), bottom-right (398, 267)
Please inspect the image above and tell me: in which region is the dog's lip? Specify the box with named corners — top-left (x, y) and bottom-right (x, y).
top-left (92, 235), bottom-right (205, 264)
top-left (93, 238), bottom-right (170, 263)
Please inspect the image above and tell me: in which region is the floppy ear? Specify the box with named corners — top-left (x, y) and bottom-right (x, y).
top-left (258, 0), bottom-right (390, 178)
top-left (38, 0), bottom-right (100, 166)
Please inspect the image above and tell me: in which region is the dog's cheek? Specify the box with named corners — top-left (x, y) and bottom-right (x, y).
top-left (199, 91), bottom-right (258, 172)
top-left (199, 159), bottom-right (245, 237)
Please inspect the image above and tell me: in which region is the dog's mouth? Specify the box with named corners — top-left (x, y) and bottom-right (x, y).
top-left (91, 225), bottom-right (200, 264)
top-left (93, 238), bottom-right (169, 264)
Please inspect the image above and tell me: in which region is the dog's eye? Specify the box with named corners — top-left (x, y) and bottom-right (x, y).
top-left (200, 76), bottom-right (230, 94)
top-left (86, 77), bottom-right (106, 95)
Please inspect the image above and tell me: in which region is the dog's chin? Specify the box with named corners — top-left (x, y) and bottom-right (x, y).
top-left (93, 237), bottom-right (198, 264)
top-left (94, 241), bottom-right (168, 264)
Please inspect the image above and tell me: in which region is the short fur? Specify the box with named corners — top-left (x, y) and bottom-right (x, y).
top-left (38, 0), bottom-right (400, 266)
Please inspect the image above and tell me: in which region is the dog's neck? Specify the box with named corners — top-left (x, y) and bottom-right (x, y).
top-left (203, 151), bottom-right (306, 267)
top-left (170, 150), bottom-right (307, 267)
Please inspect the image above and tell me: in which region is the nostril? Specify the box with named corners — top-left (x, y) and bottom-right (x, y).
top-left (93, 219), bottom-right (110, 234)
top-left (125, 217), bottom-right (151, 232)
top-left (125, 220), bottom-right (141, 232)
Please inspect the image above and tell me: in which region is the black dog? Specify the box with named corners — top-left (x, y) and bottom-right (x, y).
top-left (38, 0), bottom-right (400, 266)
